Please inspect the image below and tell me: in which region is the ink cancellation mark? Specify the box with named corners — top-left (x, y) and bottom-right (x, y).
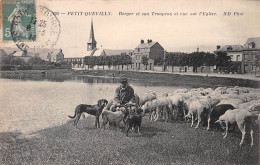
top-left (14, 6), bottom-right (61, 51)
top-left (1, 0), bottom-right (36, 42)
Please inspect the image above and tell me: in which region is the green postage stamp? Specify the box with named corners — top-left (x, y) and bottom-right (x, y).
top-left (1, 0), bottom-right (36, 42)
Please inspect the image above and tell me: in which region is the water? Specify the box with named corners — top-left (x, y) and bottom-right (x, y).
top-left (0, 74), bottom-right (209, 135)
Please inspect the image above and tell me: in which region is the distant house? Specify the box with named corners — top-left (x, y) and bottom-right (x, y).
top-left (242, 37), bottom-right (260, 74)
top-left (214, 45), bottom-right (243, 73)
top-left (133, 39), bottom-right (164, 70)
top-left (99, 49), bottom-right (133, 56)
top-left (13, 50), bottom-right (33, 63)
top-left (214, 45), bottom-right (243, 62)
top-left (47, 49), bottom-right (64, 62)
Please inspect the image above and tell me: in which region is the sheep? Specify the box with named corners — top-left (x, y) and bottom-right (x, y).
top-left (135, 91), bottom-right (157, 107)
top-left (216, 109), bottom-right (259, 147)
top-left (141, 99), bottom-right (158, 121)
top-left (174, 88), bottom-right (188, 94)
top-left (184, 99), bottom-right (206, 128)
top-left (207, 104), bottom-right (235, 131)
top-left (185, 96), bottom-right (220, 129)
top-left (155, 97), bottom-right (173, 122)
top-left (217, 99), bottom-right (243, 108)
top-left (236, 99), bottom-right (260, 109)
top-left (168, 94), bottom-right (185, 120)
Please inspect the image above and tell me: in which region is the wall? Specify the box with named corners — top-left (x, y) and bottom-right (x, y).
top-left (227, 51), bottom-right (243, 62)
top-left (149, 43), bottom-right (164, 60)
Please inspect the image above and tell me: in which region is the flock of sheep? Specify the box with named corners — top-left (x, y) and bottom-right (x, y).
top-left (135, 86), bottom-right (260, 147)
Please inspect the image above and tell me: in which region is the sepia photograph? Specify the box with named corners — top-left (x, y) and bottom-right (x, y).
top-left (0, 0), bottom-right (260, 164)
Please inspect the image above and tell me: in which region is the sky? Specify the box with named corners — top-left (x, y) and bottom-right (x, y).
top-left (1, 0), bottom-right (260, 57)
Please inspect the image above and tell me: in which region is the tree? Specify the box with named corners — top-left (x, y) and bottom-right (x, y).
top-left (0, 54), bottom-right (13, 65)
top-left (188, 52), bottom-right (204, 73)
top-left (11, 57), bottom-right (27, 66)
top-left (141, 55), bottom-right (149, 70)
top-left (96, 56), bottom-right (106, 70)
top-left (215, 51), bottom-right (231, 73)
top-left (111, 55), bottom-right (119, 70)
top-left (28, 56), bottom-right (46, 65)
top-left (154, 56), bottom-right (164, 65)
top-left (105, 56), bottom-right (112, 70)
top-left (121, 54), bottom-right (132, 71)
top-left (203, 52), bottom-right (216, 73)
top-left (84, 56), bottom-right (96, 69)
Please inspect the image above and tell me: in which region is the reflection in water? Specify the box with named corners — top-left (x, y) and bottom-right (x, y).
top-left (0, 74), bottom-right (219, 135)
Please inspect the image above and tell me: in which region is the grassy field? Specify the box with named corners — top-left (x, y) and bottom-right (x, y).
top-left (0, 116), bottom-right (259, 165)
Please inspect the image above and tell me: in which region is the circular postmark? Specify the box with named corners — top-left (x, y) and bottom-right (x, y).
top-left (11, 5), bottom-right (60, 51)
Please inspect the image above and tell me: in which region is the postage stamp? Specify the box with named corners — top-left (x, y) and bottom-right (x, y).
top-left (1, 0), bottom-right (36, 42)
top-left (0, 0), bottom-right (60, 51)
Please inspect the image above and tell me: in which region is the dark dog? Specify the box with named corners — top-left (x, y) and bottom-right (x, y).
top-left (68, 99), bottom-right (108, 128)
top-left (125, 108), bottom-right (143, 136)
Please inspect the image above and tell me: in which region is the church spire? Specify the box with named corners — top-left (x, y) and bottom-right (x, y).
top-left (87, 19), bottom-right (97, 51)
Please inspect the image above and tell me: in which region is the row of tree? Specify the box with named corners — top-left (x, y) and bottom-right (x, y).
top-left (165, 51), bottom-right (231, 72)
top-left (84, 54), bottom-right (132, 70)
top-left (83, 51), bottom-right (231, 72)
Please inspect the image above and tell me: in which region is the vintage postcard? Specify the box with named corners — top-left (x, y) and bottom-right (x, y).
top-left (0, 0), bottom-right (260, 164)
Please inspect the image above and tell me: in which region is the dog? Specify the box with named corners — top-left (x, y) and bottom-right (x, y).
top-left (125, 108), bottom-right (143, 136)
top-left (101, 107), bottom-right (128, 131)
top-left (68, 99), bottom-right (108, 128)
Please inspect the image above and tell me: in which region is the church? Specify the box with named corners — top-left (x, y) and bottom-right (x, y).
top-left (64, 20), bottom-right (133, 68)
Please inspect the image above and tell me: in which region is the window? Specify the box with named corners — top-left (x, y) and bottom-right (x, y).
top-left (230, 55), bottom-right (233, 61)
top-left (237, 55), bottom-right (241, 61)
top-left (227, 46), bottom-right (232, 51)
top-left (244, 55), bottom-right (249, 60)
top-left (249, 42), bottom-right (256, 49)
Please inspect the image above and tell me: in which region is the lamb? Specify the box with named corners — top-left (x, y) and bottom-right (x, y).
top-left (216, 109), bottom-right (259, 147)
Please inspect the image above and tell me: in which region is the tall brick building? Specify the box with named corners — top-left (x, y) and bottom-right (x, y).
top-left (133, 39), bottom-right (164, 70)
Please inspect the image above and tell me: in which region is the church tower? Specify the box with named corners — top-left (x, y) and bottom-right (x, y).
top-left (87, 19), bottom-right (97, 51)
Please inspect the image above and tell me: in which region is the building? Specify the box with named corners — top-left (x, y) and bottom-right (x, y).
top-left (13, 50), bottom-right (32, 63)
top-left (64, 20), bottom-right (97, 67)
top-left (99, 49), bottom-right (133, 56)
top-left (87, 19), bottom-right (97, 51)
top-left (133, 39), bottom-right (164, 70)
top-left (241, 37), bottom-right (260, 74)
top-left (214, 45), bottom-right (243, 73)
top-left (47, 49), bottom-right (64, 62)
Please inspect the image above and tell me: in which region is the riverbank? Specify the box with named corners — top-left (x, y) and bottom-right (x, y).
top-left (74, 70), bottom-right (260, 88)
top-left (0, 69), bottom-right (72, 76)
top-left (0, 117), bottom-right (258, 164)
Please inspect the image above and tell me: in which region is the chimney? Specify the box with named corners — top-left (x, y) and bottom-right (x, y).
top-left (217, 45), bottom-right (221, 50)
top-left (141, 40), bottom-right (144, 44)
top-left (147, 39), bottom-right (152, 43)
top-left (197, 48), bottom-right (199, 52)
